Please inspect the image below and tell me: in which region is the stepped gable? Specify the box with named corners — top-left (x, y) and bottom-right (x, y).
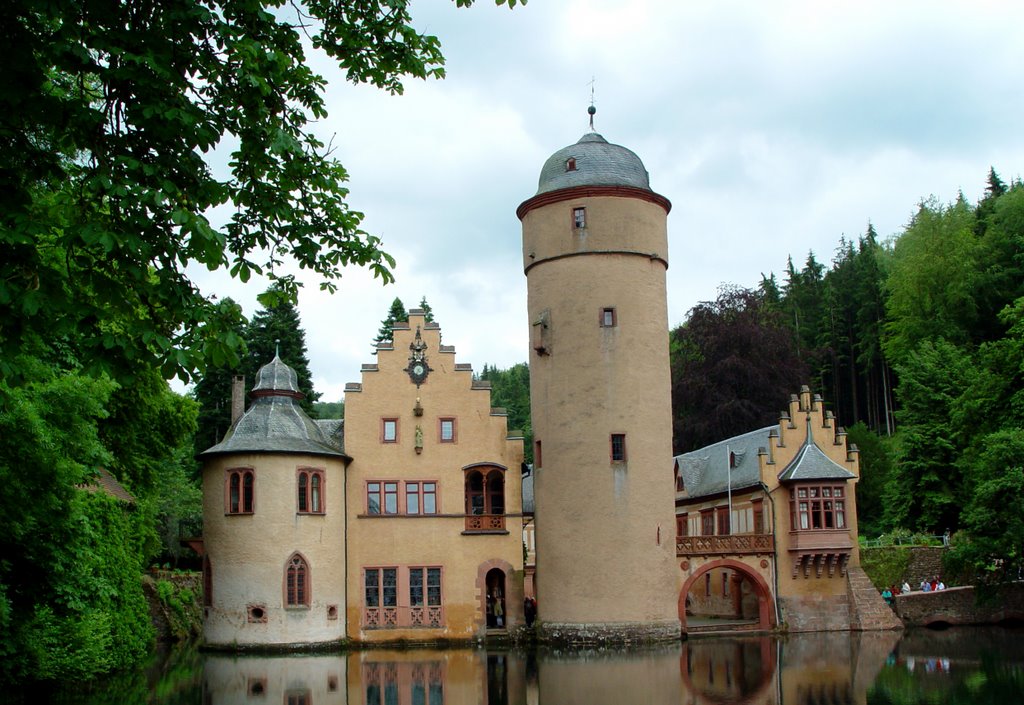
top-left (200, 354), bottom-right (344, 458)
top-left (778, 417), bottom-right (857, 482)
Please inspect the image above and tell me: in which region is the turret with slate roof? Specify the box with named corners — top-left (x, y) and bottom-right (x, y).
top-left (198, 353), bottom-right (350, 648)
top-left (200, 354), bottom-right (345, 458)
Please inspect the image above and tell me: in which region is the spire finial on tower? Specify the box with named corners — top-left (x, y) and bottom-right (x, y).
top-left (587, 77), bottom-right (597, 131)
top-left (275, 338), bottom-right (280, 358)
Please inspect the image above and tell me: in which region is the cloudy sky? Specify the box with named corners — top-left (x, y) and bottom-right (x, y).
top-left (191, 0), bottom-right (1024, 402)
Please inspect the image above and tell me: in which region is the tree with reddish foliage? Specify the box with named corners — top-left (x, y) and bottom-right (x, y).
top-left (670, 287), bottom-right (810, 453)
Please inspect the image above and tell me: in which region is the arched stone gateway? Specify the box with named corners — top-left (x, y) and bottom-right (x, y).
top-left (679, 558), bottom-right (774, 632)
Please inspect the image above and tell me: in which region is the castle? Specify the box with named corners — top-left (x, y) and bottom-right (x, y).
top-left (196, 119), bottom-right (895, 647)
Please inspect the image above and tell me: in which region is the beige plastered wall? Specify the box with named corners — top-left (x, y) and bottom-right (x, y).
top-left (343, 314), bottom-right (525, 642)
top-left (523, 194), bottom-right (680, 627)
top-left (202, 452), bottom-right (347, 646)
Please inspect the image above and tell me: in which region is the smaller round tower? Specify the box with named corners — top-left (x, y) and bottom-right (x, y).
top-left (199, 355), bottom-right (349, 647)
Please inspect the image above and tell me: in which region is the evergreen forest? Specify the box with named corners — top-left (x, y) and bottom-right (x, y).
top-left (674, 170), bottom-right (1024, 584)
top-left (485, 169), bottom-right (1024, 588)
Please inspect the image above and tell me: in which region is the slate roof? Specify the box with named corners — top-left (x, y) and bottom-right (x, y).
top-left (200, 355), bottom-right (345, 459)
top-left (676, 419), bottom-right (856, 499)
top-left (675, 426), bottom-right (773, 500)
top-left (252, 354), bottom-right (299, 393)
top-left (535, 132), bottom-right (652, 195)
top-left (777, 422), bottom-right (856, 482)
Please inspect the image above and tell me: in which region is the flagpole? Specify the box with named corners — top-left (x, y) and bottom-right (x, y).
top-left (726, 444), bottom-right (732, 535)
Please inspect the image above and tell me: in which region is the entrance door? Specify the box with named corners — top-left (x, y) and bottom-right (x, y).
top-left (486, 568), bottom-right (506, 629)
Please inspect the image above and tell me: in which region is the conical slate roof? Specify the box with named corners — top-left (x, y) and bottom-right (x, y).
top-left (535, 132), bottom-right (652, 195)
top-left (200, 355), bottom-right (344, 458)
top-left (251, 354), bottom-right (299, 394)
top-left (776, 427), bottom-right (855, 482)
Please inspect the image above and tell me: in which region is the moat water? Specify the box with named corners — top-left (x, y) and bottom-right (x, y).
top-left (20, 625), bottom-right (1024, 705)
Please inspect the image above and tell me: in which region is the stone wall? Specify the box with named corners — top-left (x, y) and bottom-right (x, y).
top-left (894, 583), bottom-right (1024, 626)
top-left (904, 547), bottom-right (945, 586)
top-left (846, 567), bottom-right (903, 631)
top-left (778, 593), bottom-right (852, 632)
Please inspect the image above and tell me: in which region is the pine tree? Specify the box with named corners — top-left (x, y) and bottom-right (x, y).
top-left (375, 297), bottom-right (408, 347)
top-left (419, 296), bottom-right (435, 323)
top-left (192, 287), bottom-right (320, 454)
top-left (244, 286), bottom-right (320, 415)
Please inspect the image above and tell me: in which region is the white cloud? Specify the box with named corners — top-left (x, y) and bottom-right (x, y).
top-left (181, 0), bottom-right (1024, 405)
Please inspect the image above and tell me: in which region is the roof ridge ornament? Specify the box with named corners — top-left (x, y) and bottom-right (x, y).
top-left (587, 76), bottom-right (597, 131)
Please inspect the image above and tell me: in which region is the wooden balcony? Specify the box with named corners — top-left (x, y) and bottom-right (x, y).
top-left (676, 533), bottom-right (775, 557)
top-left (464, 514), bottom-right (506, 533)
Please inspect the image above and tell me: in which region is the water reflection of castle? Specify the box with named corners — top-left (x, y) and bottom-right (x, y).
top-left (199, 631), bottom-right (899, 705)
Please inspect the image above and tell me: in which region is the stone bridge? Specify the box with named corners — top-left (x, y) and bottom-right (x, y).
top-left (894, 583), bottom-right (1024, 627)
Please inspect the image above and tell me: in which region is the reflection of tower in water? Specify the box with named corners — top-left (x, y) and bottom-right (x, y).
top-left (681, 637), bottom-right (777, 703)
top-left (195, 631), bottom-right (900, 705)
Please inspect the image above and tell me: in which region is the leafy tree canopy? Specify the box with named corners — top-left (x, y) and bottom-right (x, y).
top-left (670, 287), bottom-right (809, 453)
top-left (1, 0), bottom-right (519, 384)
top-left (883, 197), bottom-right (981, 365)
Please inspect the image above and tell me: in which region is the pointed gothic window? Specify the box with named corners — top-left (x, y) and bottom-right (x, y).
top-left (286, 554), bottom-right (310, 607)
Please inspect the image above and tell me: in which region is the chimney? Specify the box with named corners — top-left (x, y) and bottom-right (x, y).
top-left (231, 375), bottom-right (246, 424)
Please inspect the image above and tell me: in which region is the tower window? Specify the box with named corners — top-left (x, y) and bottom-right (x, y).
top-left (297, 468), bottom-right (325, 514)
top-left (565, 157), bottom-right (577, 171)
top-left (610, 433), bottom-right (627, 462)
top-left (226, 468), bottom-right (255, 514)
top-left (600, 307), bottom-right (617, 327)
top-left (573, 207), bottom-right (586, 229)
top-left (285, 554), bottom-right (310, 607)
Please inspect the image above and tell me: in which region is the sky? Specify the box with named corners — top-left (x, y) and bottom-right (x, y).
top-left (189, 0), bottom-right (1024, 403)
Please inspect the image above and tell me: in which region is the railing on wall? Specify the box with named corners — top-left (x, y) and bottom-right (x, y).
top-left (464, 514), bottom-right (505, 532)
top-left (676, 533), bottom-right (775, 556)
top-left (363, 606), bottom-right (445, 629)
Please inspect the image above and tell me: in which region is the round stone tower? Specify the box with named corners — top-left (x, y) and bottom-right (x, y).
top-left (517, 118), bottom-right (680, 642)
top-left (199, 355), bottom-right (349, 647)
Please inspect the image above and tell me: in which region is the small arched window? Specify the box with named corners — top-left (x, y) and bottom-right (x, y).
top-left (226, 468), bottom-right (254, 514)
top-left (297, 468), bottom-right (325, 514)
top-left (286, 554), bottom-right (310, 607)
top-left (566, 157), bottom-right (577, 171)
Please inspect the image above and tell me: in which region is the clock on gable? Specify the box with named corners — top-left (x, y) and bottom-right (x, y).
top-left (405, 326), bottom-right (432, 386)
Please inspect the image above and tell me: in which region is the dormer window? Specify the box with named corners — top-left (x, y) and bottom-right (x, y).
top-left (565, 157), bottom-right (577, 171)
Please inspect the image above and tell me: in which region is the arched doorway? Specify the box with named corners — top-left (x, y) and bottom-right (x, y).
top-left (679, 559), bottom-right (774, 632)
top-left (485, 568), bottom-right (507, 629)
